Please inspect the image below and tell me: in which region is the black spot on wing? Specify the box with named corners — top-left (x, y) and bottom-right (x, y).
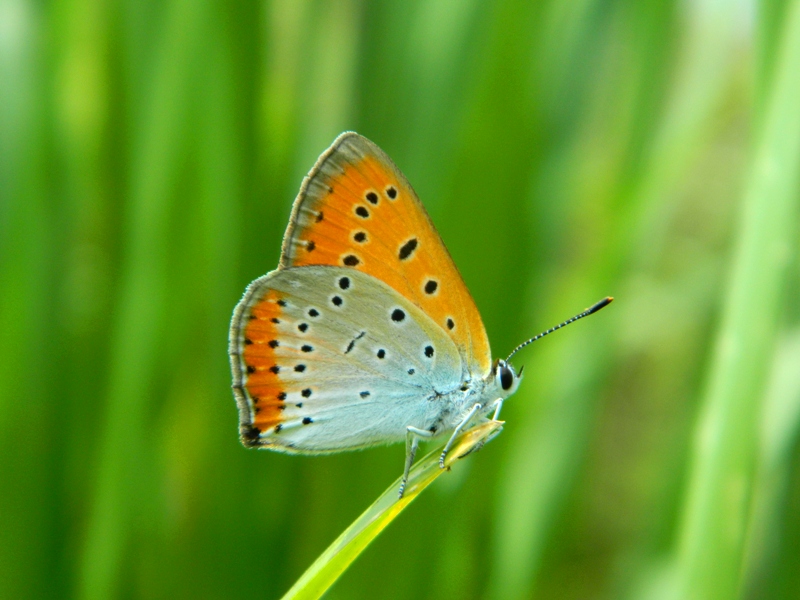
top-left (343, 255), bottom-right (360, 266)
top-left (399, 238), bottom-right (418, 260)
top-left (345, 331), bottom-right (366, 354)
top-left (242, 426), bottom-right (262, 443)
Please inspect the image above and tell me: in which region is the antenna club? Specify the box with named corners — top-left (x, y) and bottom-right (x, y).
top-left (585, 296), bottom-right (614, 315)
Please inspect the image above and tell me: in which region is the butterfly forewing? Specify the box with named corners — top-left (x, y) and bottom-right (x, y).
top-left (230, 266), bottom-right (464, 452)
top-left (280, 132), bottom-right (491, 377)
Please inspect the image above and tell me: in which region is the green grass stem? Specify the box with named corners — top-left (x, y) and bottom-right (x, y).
top-left (672, 2), bottom-right (800, 597)
top-left (280, 421), bottom-right (503, 600)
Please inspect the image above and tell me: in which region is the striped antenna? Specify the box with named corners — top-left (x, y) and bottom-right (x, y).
top-left (505, 297), bottom-right (614, 363)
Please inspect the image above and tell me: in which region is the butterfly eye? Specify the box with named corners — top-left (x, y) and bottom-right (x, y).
top-left (497, 362), bottom-right (515, 391)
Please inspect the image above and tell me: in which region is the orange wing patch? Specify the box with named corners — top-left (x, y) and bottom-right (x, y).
top-left (239, 290), bottom-right (288, 436)
top-left (280, 133), bottom-right (491, 377)
top-left (234, 286), bottom-right (331, 446)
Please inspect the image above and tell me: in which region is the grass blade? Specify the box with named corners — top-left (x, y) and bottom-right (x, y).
top-left (672, 1), bottom-right (800, 597)
top-left (280, 421), bottom-right (503, 600)
top-left (77, 1), bottom-right (208, 597)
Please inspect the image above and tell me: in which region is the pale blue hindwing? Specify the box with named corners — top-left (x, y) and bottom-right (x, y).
top-left (234, 265), bottom-right (466, 452)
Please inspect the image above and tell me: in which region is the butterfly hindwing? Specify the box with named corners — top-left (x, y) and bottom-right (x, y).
top-left (229, 266), bottom-right (464, 452)
top-left (280, 132), bottom-right (491, 377)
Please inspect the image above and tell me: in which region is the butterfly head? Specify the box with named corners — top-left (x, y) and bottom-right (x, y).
top-left (491, 358), bottom-right (522, 399)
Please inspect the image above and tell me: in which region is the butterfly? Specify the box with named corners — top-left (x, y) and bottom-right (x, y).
top-left (229, 132), bottom-right (611, 497)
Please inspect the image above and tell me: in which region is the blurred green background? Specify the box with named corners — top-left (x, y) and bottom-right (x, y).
top-left (2, 0), bottom-right (800, 598)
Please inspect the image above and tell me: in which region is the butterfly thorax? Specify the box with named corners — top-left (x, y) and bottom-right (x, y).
top-left (429, 360), bottom-right (522, 435)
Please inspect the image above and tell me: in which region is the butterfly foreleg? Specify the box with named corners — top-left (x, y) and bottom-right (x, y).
top-left (439, 403), bottom-right (483, 469)
top-left (491, 398), bottom-right (504, 421)
top-left (456, 399), bottom-right (505, 460)
top-left (399, 426), bottom-right (436, 498)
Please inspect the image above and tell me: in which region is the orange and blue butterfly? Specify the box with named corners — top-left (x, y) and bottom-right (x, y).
top-left (229, 132), bottom-right (612, 497)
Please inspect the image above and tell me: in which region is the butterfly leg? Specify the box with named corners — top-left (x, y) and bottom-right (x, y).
top-left (399, 426), bottom-right (435, 498)
top-left (458, 399), bottom-right (505, 459)
top-left (492, 398), bottom-right (504, 421)
top-left (439, 403), bottom-right (483, 469)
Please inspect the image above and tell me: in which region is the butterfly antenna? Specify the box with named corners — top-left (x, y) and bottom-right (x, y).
top-left (505, 297), bottom-right (614, 363)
